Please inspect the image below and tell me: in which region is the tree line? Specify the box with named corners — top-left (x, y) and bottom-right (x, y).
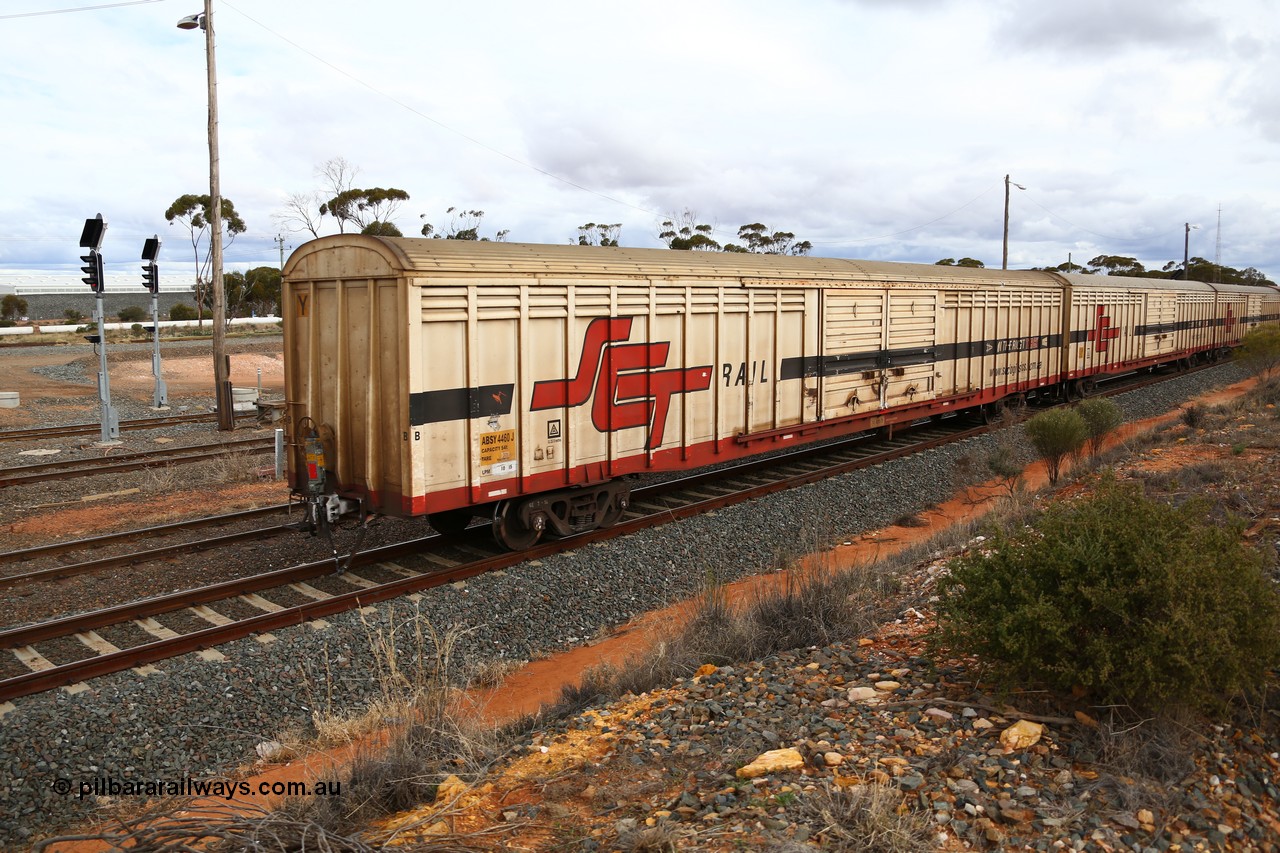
top-left (937, 254), bottom-right (1275, 287)
top-left (159, 156), bottom-right (1273, 324)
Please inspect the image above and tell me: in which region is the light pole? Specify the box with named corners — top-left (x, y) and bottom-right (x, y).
top-left (1183, 222), bottom-right (1200, 280)
top-left (178, 1), bottom-right (232, 430)
top-left (141, 236), bottom-right (168, 408)
top-left (79, 214), bottom-right (119, 443)
top-left (1002, 174), bottom-right (1026, 271)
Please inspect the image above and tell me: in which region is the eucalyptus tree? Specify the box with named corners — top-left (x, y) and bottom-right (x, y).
top-left (421, 207), bottom-right (509, 241)
top-left (658, 210), bottom-right (720, 251)
top-left (723, 223), bottom-right (812, 255)
top-left (321, 187), bottom-right (410, 234)
top-left (575, 222), bottom-right (622, 246)
top-left (164, 193), bottom-right (247, 326)
top-left (275, 156), bottom-right (360, 237)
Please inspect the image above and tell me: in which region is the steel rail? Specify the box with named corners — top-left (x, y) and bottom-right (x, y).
top-left (0, 504), bottom-right (291, 566)
top-left (0, 437), bottom-right (275, 487)
top-left (0, 525), bottom-right (293, 592)
top-left (0, 411), bottom-right (258, 443)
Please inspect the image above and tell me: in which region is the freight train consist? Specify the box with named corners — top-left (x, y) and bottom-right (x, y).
top-left (281, 236), bottom-right (1280, 549)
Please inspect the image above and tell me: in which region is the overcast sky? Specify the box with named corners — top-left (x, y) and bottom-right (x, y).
top-left (2, 0), bottom-right (1277, 282)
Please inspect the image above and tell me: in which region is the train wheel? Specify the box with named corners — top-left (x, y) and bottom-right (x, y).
top-left (598, 495), bottom-right (626, 529)
top-left (428, 508), bottom-right (473, 536)
top-left (493, 500), bottom-right (543, 551)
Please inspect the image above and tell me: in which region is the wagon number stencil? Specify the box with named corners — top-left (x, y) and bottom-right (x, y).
top-left (530, 317), bottom-right (713, 450)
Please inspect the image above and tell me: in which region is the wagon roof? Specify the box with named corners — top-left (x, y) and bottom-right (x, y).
top-left (1056, 272), bottom-right (1216, 293)
top-left (285, 236), bottom-right (1061, 286)
top-left (285, 236), bottom-right (1273, 293)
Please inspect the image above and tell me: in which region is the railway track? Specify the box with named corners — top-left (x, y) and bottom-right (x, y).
top-left (0, 504), bottom-right (293, 590)
top-left (0, 413), bottom-right (987, 703)
top-left (0, 436), bottom-right (276, 488)
top-left (0, 362), bottom-right (1211, 704)
top-left (0, 410), bottom-right (258, 443)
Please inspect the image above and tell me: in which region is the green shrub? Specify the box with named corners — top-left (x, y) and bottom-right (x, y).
top-left (0, 293), bottom-right (27, 321)
top-left (117, 305), bottom-right (147, 323)
top-left (63, 308), bottom-right (84, 323)
top-left (1237, 326), bottom-right (1280, 378)
top-left (1024, 407), bottom-right (1087, 484)
top-left (169, 303), bottom-right (197, 321)
top-left (932, 476), bottom-right (1280, 713)
top-left (1076, 397), bottom-right (1124, 457)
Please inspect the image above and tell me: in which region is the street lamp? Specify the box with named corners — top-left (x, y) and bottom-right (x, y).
top-left (1184, 222), bottom-right (1200, 280)
top-left (1002, 174), bottom-right (1025, 271)
top-left (178, 0), bottom-right (232, 430)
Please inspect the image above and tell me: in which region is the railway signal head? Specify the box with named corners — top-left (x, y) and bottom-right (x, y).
top-left (79, 213), bottom-right (106, 251)
top-left (80, 250), bottom-right (104, 293)
top-left (141, 260), bottom-right (159, 293)
top-left (141, 235), bottom-right (161, 293)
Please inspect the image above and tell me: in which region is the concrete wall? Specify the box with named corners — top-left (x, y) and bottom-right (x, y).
top-left (15, 292), bottom-right (201, 322)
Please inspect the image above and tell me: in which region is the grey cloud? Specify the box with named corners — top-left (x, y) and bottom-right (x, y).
top-left (992, 0), bottom-right (1224, 55)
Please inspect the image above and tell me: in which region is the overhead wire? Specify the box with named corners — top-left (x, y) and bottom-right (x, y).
top-left (0, 0), bottom-right (166, 20)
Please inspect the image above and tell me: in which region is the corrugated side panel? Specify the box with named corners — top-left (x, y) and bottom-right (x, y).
top-left (884, 293), bottom-right (936, 408)
top-left (1177, 292), bottom-right (1214, 353)
top-left (1143, 292), bottom-right (1177, 359)
top-left (1070, 289), bottom-right (1143, 376)
top-left (1218, 294), bottom-right (1249, 346)
top-left (411, 279), bottom-right (811, 513)
top-left (942, 288), bottom-right (1061, 395)
top-left (821, 291), bottom-right (883, 417)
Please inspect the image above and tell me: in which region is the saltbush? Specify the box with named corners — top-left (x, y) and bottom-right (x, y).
top-left (1076, 397), bottom-right (1124, 457)
top-left (117, 305), bottom-right (147, 323)
top-left (1024, 407), bottom-right (1087, 484)
top-left (169, 303), bottom-right (197, 321)
top-left (932, 476), bottom-right (1280, 713)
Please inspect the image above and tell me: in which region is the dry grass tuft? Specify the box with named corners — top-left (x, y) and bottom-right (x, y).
top-left (781, 781), bottom-right (934, 852)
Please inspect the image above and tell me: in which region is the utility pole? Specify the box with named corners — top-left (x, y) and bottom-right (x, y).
top-left (1002, 174), bottom-right (1025, 270)
top-left (179, 0), bottom-right (231, 429)
top-left (1184, 222), bottom-right (1199, 279)
top-left (275, 234), bottom-right (287, 269)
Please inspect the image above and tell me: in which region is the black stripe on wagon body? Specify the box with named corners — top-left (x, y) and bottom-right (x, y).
top-left (410, 384), bottom-right (515, 426)
top-left (1132, 313), bottom-right (1280, 336)
top-left (412, 312), bottom-right (1280, 424)
top-left (779, 334), bottom-right (1059, 381)
top-left (1131, 318), bottom-right (1219, 336)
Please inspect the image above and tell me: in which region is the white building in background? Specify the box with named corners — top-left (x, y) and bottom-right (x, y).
top-left (0, 272), bottom-right (199, 321)
top-left (0, 272), bottom-right (197, 296)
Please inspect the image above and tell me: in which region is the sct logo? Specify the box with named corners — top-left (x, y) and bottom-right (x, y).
top-left (530, 317), bottom-right (712, 450)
